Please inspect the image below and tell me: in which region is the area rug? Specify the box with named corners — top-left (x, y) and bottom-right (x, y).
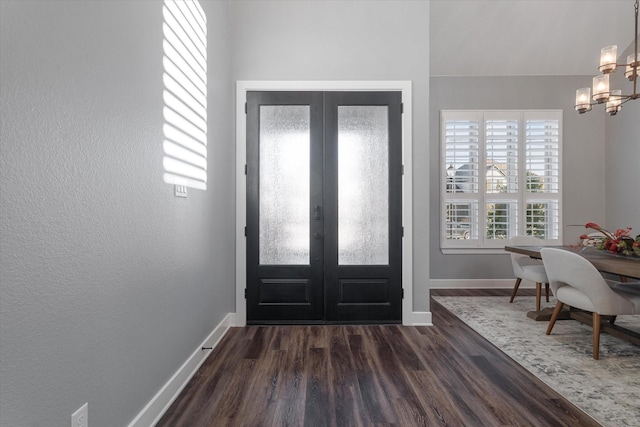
top-left (433, 296), bottom-right (640, 427)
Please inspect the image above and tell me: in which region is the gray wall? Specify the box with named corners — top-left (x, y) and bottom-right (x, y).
top-left (228, 0), bottom-right (432, 310)
top-left (605, 40), bottom-right (640, 233)
top-left (429, 76), bottom-right (607, 279)
top-left (0, 1), bottom-right (234, 426)
top-left (1, 1), bottom-right (635, 425)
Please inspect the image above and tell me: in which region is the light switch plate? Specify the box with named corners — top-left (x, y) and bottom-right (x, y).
top-left (71, 402), bottom-right (88, 427)
top-left (174, 185), bottom-right (188, 198)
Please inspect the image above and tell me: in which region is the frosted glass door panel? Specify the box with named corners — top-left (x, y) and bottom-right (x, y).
top-left (259, 106), bottom-right (310, 265)
top-left (338, 106), bottom-right (389, 265)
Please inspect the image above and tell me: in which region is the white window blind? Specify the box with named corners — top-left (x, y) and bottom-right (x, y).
top-left (441, 110), bottom-right (562, 250)
top-left (524, 112), bottom-right (561, 240)
top-left (444, 113), bottom-right (480, 195)
top-left (485, 115), bottom-right (518, 194)
top-left (162, 0), bottom-right (208, 190)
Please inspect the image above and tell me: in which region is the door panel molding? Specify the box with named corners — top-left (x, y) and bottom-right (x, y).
top-left (338, 279), bottom-right (390, 304)
top-left (235, 81), bottom-right (413, 326)
top-left (258, 279), bottom-right (311, 304)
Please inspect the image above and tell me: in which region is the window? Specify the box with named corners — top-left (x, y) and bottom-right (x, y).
top-left (162, 0), bottom-right (207, 190)
top-left (441, 110), bottom-right (562, 251)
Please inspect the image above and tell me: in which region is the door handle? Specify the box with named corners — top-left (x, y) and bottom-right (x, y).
top-left (313, 232), bottom-right (322, 240)
top-left (314, 205), bottom-right (321, 220)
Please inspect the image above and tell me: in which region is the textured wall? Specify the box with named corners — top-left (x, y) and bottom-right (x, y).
top-left (429, 76), bottom-right (607, 280)
top-left (0, 1), bottom-right (234, 426)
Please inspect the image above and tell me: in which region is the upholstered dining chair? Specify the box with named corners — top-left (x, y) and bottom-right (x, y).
top-left (541, 248), bottom-right (640, 360)
top-left (508, 235), bottom-right (549, 312)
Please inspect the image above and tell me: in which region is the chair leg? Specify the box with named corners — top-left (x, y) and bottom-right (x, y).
top-left (546, 301), bottom-right (564, 335)
top-left (535, 283), bottom-right (542, 312)
top-left (545, 283), bottom-right (550, 302)
top-left (593, 313), bottom-right (601, 360)
top-left (609, 315), bottom-right (617, 325)
top-left (509, 277), bottom-right (522, 303)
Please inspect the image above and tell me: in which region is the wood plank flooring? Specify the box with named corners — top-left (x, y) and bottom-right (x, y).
top-left (157, 290), bottom-right (600, 426)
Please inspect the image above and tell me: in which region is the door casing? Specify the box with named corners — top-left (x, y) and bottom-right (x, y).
top-left (235, 81), bottom-right (414, 326)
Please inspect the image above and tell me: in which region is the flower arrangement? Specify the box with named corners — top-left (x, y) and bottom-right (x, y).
top-left (580, 223), bottom-right (640, 257)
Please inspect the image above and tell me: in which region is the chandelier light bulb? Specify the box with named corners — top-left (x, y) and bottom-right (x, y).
top-left (599, 45), bottom-right (618, 73)
top-left (606, 89), bottom-right (622, 115)
top-left (592, 74), bottom-right (610, 103)
top-left (575, 87), bottom-right (592, 113)
top-left (625, 53), bottom-right (640, 80)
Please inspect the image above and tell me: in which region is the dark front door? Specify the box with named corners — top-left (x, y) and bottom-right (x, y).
top-left (246, 91), bottom-right (402, 324)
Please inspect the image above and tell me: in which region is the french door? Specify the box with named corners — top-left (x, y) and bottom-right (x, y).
top-left (246, 91), bottom-right (402, 323)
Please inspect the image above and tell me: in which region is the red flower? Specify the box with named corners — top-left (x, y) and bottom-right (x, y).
top-left (614, 228), bottom-right (632, 238)
top-left (584, 223), bottom-right (635, 256)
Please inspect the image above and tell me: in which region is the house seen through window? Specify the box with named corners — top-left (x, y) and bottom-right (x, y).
top-left (441, 110), bottom-right (562, 250)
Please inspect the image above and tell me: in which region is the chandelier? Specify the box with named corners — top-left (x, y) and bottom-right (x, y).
top-left (575, 0), bottom-right (639, 115)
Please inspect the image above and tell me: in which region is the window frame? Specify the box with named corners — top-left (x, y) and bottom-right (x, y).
top-left (162, 0), bottom-right (208, 191)
top-left (440, 110), bottom-right (563, 253)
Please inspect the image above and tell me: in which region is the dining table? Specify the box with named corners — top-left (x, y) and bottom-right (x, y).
top-left (505, 245), bottom-right (640, 279)
top-left (504, 245), bottom-right (640, 346)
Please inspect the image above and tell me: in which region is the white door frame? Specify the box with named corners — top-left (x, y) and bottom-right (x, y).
top-left (234, 81), bottom-right (414, 326)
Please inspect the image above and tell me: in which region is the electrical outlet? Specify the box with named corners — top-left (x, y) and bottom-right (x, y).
top-left (174, 184), bottom-right (188, 198)
top-left (71, 402), bottom-right (88, 427)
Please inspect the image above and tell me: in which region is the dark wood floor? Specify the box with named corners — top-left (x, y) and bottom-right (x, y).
top-left (157, 289), bottom-right (600, 426)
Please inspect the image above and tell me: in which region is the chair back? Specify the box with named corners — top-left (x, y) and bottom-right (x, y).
top-left (508, 235), bottom-right (544, 277)
top-left (540, 248), bottom-right (635, 314)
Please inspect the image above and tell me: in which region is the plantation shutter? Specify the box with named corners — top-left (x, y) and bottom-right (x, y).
top-left (485, 112), bottom-right (520, 241)
top-left (441, 110), bottom-right (562, 250)
top-left (524, 111), bottom-right (562, 239)
top-left (442, 112), bottom-right (481, 245)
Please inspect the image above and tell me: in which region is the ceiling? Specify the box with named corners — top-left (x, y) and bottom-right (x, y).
top-left (430, 0), bottom-right (639, 76)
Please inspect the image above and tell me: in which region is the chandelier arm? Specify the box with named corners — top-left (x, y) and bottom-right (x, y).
top-left (619, 96), bottom-right (635, 107)
top-left (611, 94), bottom-right (631, 100)
top-left (584, 93), bottom-right (634, 109)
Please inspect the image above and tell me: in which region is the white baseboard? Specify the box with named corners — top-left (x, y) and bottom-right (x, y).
top-left (429, 278), bottom-right (534, 289)
top-left (128, 313), bottom-right (233, 427)
top-left (228, 312), bottom-right (244, 327)
top-left (406, 311), bottom-right (432, 326)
